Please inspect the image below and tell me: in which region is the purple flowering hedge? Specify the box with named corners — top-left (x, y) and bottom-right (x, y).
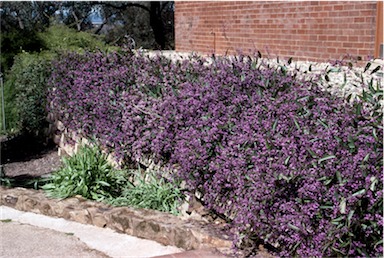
top-left (48, 51), bottom-right (383, 256)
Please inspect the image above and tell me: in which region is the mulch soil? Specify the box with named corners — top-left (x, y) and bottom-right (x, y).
top-left (1, 134), bottom-right (62, 178)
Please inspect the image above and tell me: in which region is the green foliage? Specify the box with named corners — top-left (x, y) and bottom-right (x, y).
top-left (0, 168), bottom-right (12, 187)
top-left (1, 75), bottom-right (19, 135)
top-left (42, 143), bottom-right (184, 215)
top-left (14, 53), bottom-right (52, 135)
top-left (38, 25), bottom-right (115, 53)
top-left (107, 169), bottom-right (185, 215)
top-left (0, 28), bottom-right (45, 73)
top-left (0, 172), bottom-right (49, 189)
top-left (42, 144), bottom-right (128, 201)
top-left (350, 66), bottom-right (383, 123)
top-left (1, 52), bottom-right (53, 136)
top-left (0, 24), bottom-right (116, 136)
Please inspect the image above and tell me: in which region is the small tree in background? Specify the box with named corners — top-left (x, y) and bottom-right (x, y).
top-left (93, 1), bottom-right (174, 50)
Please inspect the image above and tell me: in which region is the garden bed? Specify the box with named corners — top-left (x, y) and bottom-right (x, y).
top-left (1, 135), bottom-right (61, 185)
top-left (10, 49), bottom-right (382, 257)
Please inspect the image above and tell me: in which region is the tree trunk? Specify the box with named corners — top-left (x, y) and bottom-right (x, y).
top-left (17, 16), bottom-right (24, 30)
top-left (149, 2), bottom-right (165, 50)
top-left (72, 11), bottom-right (81, 31)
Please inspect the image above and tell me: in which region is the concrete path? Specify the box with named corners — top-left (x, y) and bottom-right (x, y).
top-left (0, 206), bottom-right (183, 258)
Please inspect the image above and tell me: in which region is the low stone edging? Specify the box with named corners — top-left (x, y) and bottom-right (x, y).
top-left (0, 187), bottom-right (233, 253)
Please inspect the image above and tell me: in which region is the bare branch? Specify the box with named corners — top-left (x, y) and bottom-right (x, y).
top-left (94, 20), bottom-right (107, 34)
top-left (98, 2), bottom-right (150, 13)
top-left (72, 11), bottom-right (81, 31)
top-left (17, 16), bottom-right (24, 30)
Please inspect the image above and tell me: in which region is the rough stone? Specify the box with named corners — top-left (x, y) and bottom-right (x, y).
top-left (55, 120), bottom-right (65, 131)
top-left (0, 187), bottom-right (233, 253)
top-left (53, 134), bottom-right (61, 145)
top-left (88, 207), bottom-right (108, 228)
top-left (68, 209), bottom-right (91, 224)
top-left (109, 209), bottom-right (134, 233)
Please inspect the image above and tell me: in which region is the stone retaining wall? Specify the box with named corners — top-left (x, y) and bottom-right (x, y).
top-left (0, 187), bottom-right (233, 253)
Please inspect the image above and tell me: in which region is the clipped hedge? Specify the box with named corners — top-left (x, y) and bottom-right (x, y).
top-left (48, 51), bottom-right (383, 256)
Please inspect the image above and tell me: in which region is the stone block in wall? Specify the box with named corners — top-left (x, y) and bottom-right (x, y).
top-left (108, 208), bottom-right (135, 233)
top-left (68, 209), bottom-right (91, 224)
top-left (87, 207), bottom-right (109, 228)
top-left (55, 120), bottom-right (65, 131)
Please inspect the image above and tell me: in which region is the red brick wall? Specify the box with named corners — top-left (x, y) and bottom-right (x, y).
top-left (175, 1), bottom-right (378, 62)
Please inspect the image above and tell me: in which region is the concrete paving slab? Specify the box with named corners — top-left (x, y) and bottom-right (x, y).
top-left (1, 221), bottom-right (110, 258)
top-left (0, 206), bottom-right (183, 258)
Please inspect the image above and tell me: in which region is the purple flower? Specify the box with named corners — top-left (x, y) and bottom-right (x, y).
top-left (48, 51), bottom-right (383, 257)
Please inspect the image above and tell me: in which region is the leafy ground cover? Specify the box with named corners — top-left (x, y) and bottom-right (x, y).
top-left (107, 167), bottom-right (184, 216)
top-left (48, 51), bottom-right (383, 256)
top-left (42, 144), bottom-right (127, 201)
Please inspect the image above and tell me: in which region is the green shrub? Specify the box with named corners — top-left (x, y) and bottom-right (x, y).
top-left (0, 24), bottom-right (116, 136)
top-left (0, 28), bottom-right (45, 74)
top-left (38, 25), bottom-right (116, 53)
top-left (1, 51), bottom-right (54, 136)
top-left (107, 169), bottom-right (185, 215)
top-left (0, 74), bottom-right (19, 135)
top-left (14, 53), bottom-right (52, 135)
top-left (42, 144), bottom-right (128, 201)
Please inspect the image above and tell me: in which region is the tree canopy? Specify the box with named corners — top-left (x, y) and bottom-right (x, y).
top-left (0, 1), bottom-right (174, 72)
